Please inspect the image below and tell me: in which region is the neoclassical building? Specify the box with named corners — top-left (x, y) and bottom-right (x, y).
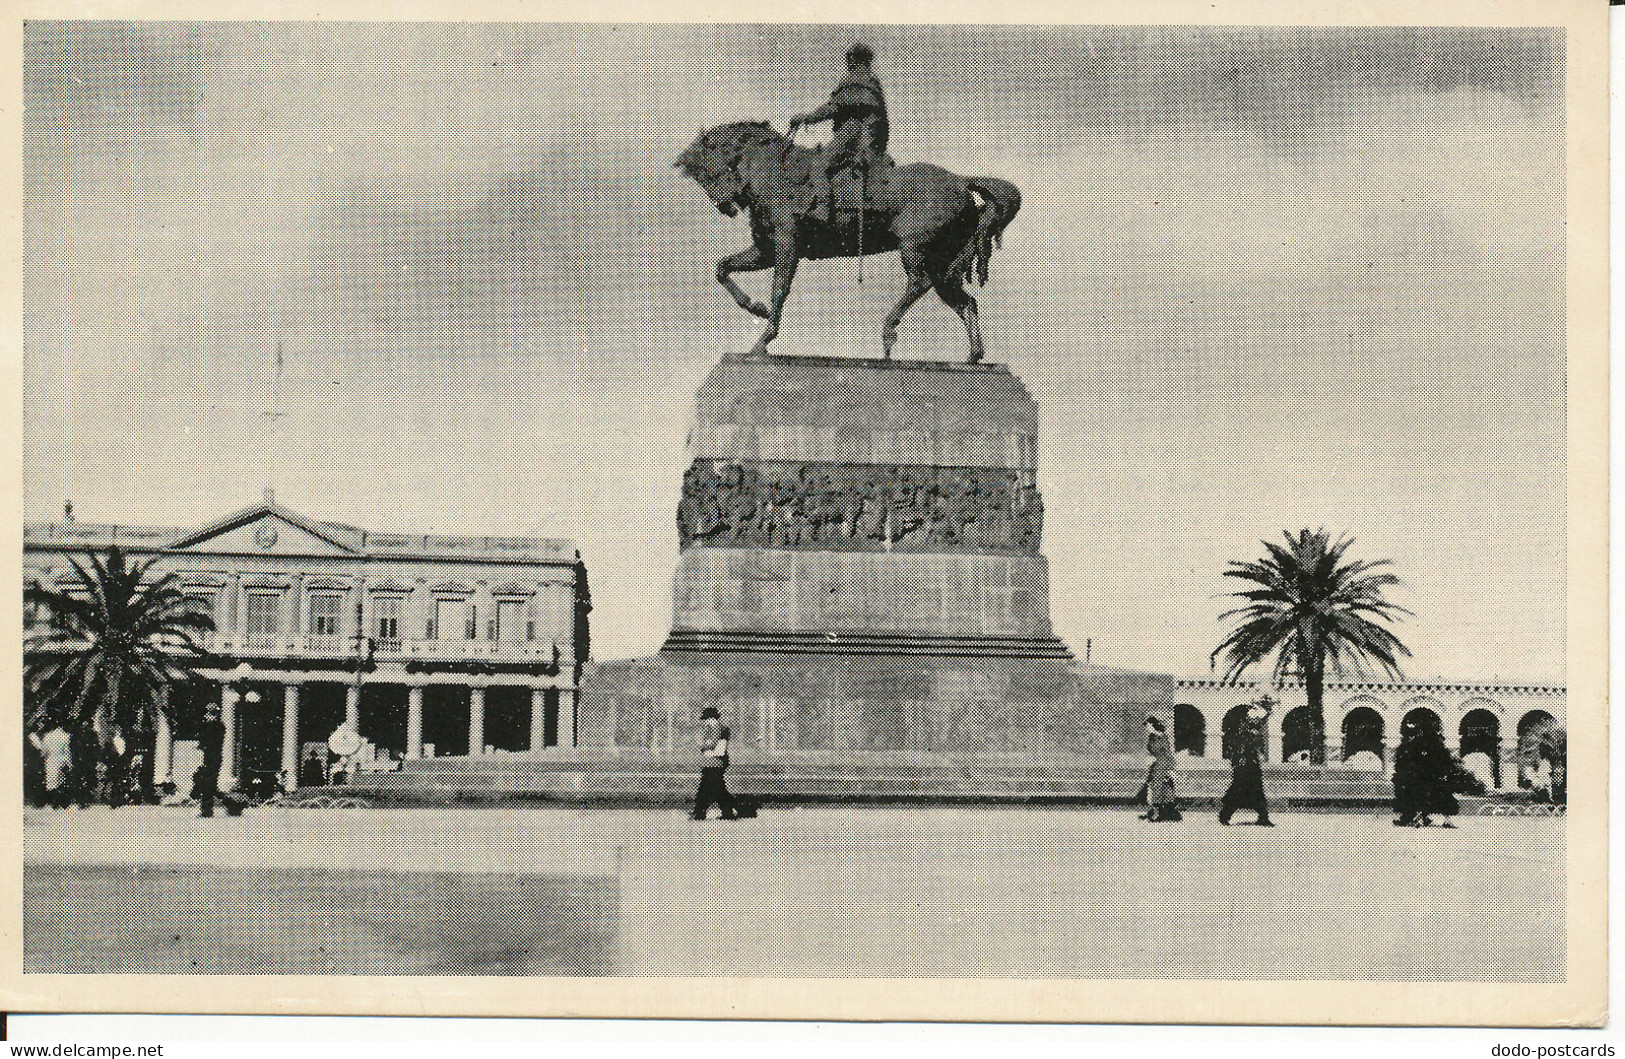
top-left (24, 493), bottom-right (590, 791)
top-left (1171, 677), bottom-right (1566, 789)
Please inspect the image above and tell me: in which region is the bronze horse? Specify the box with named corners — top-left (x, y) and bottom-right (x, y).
top-left (676, 122), bottom-right (1021, 363)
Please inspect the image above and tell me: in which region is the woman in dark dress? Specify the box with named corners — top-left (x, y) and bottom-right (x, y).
top-left (1219, 699), bottom-right (1274, 826)
top-left (1393, 713), bottom-right (1459, 827)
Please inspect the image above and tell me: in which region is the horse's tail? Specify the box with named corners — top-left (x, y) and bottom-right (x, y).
top-left (953, 177), bottom-right (1022, 287)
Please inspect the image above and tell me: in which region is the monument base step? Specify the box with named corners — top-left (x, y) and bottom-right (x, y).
top-left (347, 750), bottom-right (1395, 806)
top-left (661, 629), bottom-right (1072, 658)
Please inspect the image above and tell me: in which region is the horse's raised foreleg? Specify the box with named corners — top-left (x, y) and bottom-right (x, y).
top-left (883, 246), bottom-right (933, 359)
top-left (717, 245), bottom-right (773, 319)
top-left (750, 233), bottom-right (799, 357)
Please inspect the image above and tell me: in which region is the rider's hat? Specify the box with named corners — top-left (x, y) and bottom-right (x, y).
top-left (846, 42), bottom-right (875, 66)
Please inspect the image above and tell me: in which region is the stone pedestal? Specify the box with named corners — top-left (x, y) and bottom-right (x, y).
top-left (583, 653), bottom-right (1168, 759)
top-left (579, 352), bottom-right (1169, 778)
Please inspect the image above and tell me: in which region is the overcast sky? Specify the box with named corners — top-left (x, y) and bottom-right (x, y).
top-left (23, 23), bottom-right (1566, 682)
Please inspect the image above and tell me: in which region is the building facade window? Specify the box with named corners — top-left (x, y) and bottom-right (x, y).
top-left (245, 591), bottom-right (281, 645)
top-left (496, 600), bottom-right (523, 642)
top-left (436, 598), bottom-right (466, 642)
top-left (374, 596), bottom-right (402, 644)
top-left (309, 593), bottom-right (342, 638)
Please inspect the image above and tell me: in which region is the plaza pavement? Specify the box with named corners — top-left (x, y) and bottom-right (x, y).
top-left (24, 804), bottom-right (1564, 978)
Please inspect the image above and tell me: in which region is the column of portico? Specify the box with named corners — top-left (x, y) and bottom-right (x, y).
top-left (469, 685), bottom-right (486, 755)
top-left (290, 573), bottom-right (305, 652)
top-left (1498, 733), bottom-right (1519, 792)
top-left (280, 681), bottom-right (301, 791)
top-left (558, 687), bottom-right (577, 748)
top-left (411, 579), bottom-right (429, 646)
top-left (530, 687), bottom-right (548, 751)
top-left (407, 685), bottom-right (425, 759)
top-left (153, 685), bottom-right (174, 788)
top-left (229, 573), bottom-right (244, 647)
top-left (1266, 713), bottom-right (1284, 765)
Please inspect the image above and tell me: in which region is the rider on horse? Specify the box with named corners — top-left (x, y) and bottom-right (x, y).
top-left (788, 42), bottom-right (889, 224)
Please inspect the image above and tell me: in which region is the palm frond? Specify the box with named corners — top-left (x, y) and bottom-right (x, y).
top-left (23, 545), bottom-right (215, 735)
top-left (1211, 528), bottom-right (1411, 757)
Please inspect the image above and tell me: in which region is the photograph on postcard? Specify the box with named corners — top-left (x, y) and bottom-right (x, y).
top-left (9, 11), bottom-right (1604, 1022)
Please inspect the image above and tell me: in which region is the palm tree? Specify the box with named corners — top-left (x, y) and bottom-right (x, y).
top-left (1210, 529), bottom-right (1411, 763)
top-left (1519, 717), bottom-right (1566, 804)
top-left (24, 546), bottom-right (215, 741)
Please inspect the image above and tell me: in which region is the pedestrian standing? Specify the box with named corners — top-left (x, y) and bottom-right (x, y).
top-left (103, 726), bottom-right (130, 809)
top-left (1219, 698), bottom-right (1274, 826)
top-left (299, 744), bottom-right (327, 788)
top-left (1139, 716), bottom-right (1181, 821)
top-left (196, 703), bottom-right (227, 818)
top-left (691, 706), bottom-right (739, 821)
top-left (34, 721), bottom-right (74, 809)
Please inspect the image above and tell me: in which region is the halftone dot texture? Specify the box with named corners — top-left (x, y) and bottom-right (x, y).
top-left (25, 806), bottom-right (1563, 978)
top-left (23, 23), bottom-right (1567, 984)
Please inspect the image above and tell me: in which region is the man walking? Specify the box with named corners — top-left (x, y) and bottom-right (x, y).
top-left (691, 706), bottom-right (739, 821)
top-left (1219, 697), bottom-right (1274, 826)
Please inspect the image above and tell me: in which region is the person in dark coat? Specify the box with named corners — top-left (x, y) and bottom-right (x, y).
top-left (1393, 714), bottom-right (1460, 827)
top-left (1219, 698), bottom-right (1274, 826)
top-left (299, 745), bottom-right (327, 788)
top-left (195, 703), bottom-right (228, 818)
top-left (1139, 717), bottom-right (1181, 821)
top-left (691, 706), bottom-right (739, 821)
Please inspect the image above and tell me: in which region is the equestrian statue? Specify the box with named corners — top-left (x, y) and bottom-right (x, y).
top-left (674, 42), bottom-right (1022, 364)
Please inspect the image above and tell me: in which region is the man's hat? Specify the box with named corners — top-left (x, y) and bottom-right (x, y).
top-left (700, 706), bottom-right (720, 719)
top-left (846, 42), bottom-right (875, 65)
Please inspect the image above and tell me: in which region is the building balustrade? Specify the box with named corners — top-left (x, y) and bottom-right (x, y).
top-left (198, 633), bottom-right (565, 662)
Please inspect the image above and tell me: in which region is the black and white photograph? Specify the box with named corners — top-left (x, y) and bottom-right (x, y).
top-left (6, 0), bottom-right (1607, 1026)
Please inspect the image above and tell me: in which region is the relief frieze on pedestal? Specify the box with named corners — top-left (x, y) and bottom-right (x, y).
top-left (676, 459), bottom-right (1044, 554)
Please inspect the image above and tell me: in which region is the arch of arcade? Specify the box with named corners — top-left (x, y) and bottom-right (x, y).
top-left (1170, 678), bottom-right (1566, 790)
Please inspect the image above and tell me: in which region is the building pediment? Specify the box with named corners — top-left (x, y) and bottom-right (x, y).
top-left (429, 581), bottom-right (475, 595)
top-left (165, 502), bottom-right (361, 558)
